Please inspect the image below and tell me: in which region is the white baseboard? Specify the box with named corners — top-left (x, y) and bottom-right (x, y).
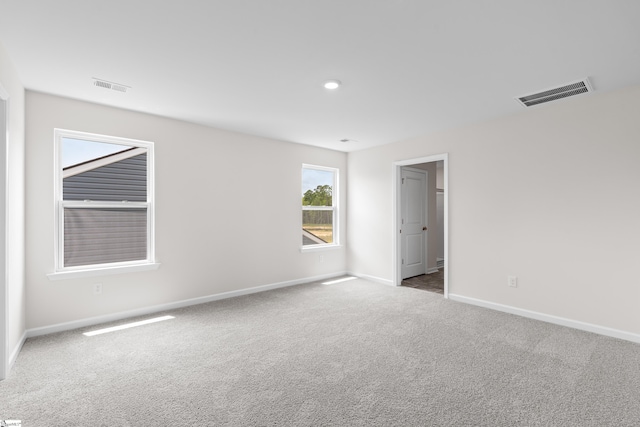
top-left (426, 267), bottom-right (439, 274)
top-left (8, 330), bottom-right (27, 372)
top-left (26, 271), bottom-right (347, 339)
top-left (348, 272), bottom-right (395, 286)
top-left (448, 293), bottom-right (640, 344)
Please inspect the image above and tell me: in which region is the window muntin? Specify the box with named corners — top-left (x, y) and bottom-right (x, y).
top-left (302, 165), bottom-right (338, 247)
top-left (55, 129), bottom-right (154, 272)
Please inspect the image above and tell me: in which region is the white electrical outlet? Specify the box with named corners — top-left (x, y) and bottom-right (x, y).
top-left (508, 276), bottom-right (518, 288)
top-left (93, 283), bottom-right (102, 294)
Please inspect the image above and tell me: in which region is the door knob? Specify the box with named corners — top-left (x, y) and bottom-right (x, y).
top-left (422, 226), bottom-right (427, 231)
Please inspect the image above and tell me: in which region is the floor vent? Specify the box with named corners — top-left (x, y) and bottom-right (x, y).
top-left (516, 78), bottom-right (592, 107)
top-left (93, 78), bottom-right (130, 93)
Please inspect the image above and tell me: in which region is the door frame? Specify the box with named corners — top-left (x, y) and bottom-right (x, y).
top-left (393, 153), bottom-right (449, 297)
top-left (0, 82), bottom-right (8, 380)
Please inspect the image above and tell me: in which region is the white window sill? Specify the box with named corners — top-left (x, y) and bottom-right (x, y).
top-left (47, 262), bottom-right (160, 281)
top-left (300, 244), bottom-right (342, 253)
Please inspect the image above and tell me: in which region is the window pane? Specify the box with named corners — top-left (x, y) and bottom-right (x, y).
top-left (301, 165), bottom-right (337, 247)
top-left (302, 169), bottom-right (333, 207)
top-left (63, 138), bottom-right (147, 202)
top-left (64, 207), bottom-right (147, 267)
top-left (62, 138), bottom-right (129, 168)
top-left (302, 210), bottom-right (333, 245)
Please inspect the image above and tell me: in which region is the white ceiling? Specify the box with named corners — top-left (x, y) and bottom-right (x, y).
top-left (1, 1), bottom-right (639, 152)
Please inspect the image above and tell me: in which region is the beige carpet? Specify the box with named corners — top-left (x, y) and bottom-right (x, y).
top-left (1, 278), bottom-right (639, 426)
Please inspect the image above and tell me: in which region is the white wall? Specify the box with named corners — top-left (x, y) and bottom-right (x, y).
top-left (348, 85), bottom-right (640, 336)
top-left (436, 192), bottom-right (444, 261)
top-left (0, 40), bottom-right (26, 368)
top-left (436, 162), bottom-right (444, 189)
top-left (436, 161), bottom-right (445, 261)
top-left (26, 92), bottom-right (347, 329)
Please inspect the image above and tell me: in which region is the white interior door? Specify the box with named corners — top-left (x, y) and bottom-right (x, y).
top-left (401, 168), bottom-right (427, 279)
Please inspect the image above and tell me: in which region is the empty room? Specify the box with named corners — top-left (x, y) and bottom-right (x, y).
top-left (0, 1), bottom-right (639, 425)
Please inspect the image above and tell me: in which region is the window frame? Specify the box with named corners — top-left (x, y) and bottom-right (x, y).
top-left (49, 128), bottom-right (158, 279)
top-left (301, 164), bottom-right (339, 251)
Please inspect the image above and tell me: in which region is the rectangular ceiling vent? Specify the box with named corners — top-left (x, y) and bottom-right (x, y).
top-left (516, 78), bottom-right (592, 107)
top-left (110, 84), bottom-right (128, 93)
top-left (93, 78), bottom-right (130, 93)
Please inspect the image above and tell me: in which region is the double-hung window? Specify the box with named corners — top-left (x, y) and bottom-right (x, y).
top-left (53, 129), bottom-right (155, 275)
top-left (301, 164), bottom-right (338, 248)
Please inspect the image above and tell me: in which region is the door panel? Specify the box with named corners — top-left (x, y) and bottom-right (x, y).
top-left (406, 234), bottom-right (423, 266)
top-left (401, 168), bottom-right (427, 279)
top-left (406, 176), bottom-right (423, 224)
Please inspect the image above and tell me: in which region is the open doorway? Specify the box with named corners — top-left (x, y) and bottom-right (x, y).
top-left (393, 154), bottom-right (448, 297)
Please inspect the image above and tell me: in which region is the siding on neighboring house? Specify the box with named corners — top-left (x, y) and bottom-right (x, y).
top-left (62, 152), bottom-right (148, 267)
top-left (63, 152), bottom-right (147, 202)
top-left (64, 207), bottom-right (147, 266)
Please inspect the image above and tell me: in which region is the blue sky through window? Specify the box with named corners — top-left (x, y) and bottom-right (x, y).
top-left (302, 168), bottom-right (333, 195)
top-left (62, 137), bottom-right (130, 168)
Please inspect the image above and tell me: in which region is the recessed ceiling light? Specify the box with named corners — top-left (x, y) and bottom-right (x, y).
top-left (324, 79), bottom-right (341, 90)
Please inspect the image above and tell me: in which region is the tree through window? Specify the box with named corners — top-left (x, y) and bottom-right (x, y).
top-left (302, 165), bottom-right (338, 247)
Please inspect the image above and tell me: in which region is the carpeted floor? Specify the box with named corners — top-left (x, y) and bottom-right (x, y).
top-left (1, 277), bottom-right (639, 426)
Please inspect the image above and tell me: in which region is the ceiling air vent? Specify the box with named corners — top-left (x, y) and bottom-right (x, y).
top-left (93, 78), bottom-right (130, 93)
top-left (94, 80), bottom-right (112, 90)
top-left (111, 84), bottom-right (128, 93)
top-left (516, 78), bottom-right (592, 107)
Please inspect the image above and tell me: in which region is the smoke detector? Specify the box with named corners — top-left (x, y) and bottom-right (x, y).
top-left (92, 78), bottom-right (130, 93)
top-left (516, 78), bottom-right (592, 107)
